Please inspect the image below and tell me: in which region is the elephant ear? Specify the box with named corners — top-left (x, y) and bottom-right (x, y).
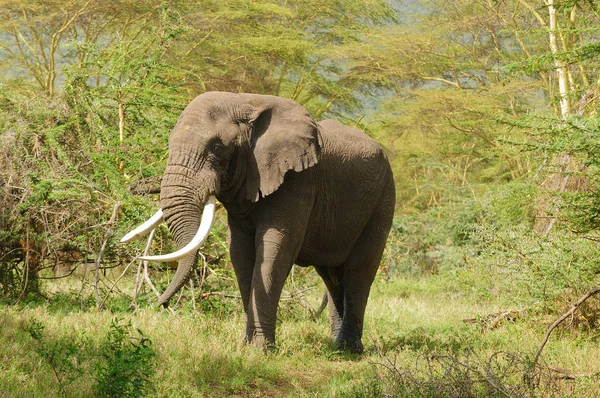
top-left (244, 95), bottom-right (322, 202)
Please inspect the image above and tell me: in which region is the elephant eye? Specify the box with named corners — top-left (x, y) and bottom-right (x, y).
top-left (211, 142), bottom-right (225, 155)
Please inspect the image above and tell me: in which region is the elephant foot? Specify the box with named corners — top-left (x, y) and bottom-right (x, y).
top-left (245, 331), bottom-right (276, 353)
top-left (335, 334), bottom-right (364, 354)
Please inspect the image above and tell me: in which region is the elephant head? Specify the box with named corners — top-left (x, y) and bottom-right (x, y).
top-left (121, 92), bottom-right (322, 307)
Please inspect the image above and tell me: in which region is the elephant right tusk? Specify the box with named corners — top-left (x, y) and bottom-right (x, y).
top-left (138, 195), bottom-right (216, 262)
top-left (120, 209), bottom-right (164, 243)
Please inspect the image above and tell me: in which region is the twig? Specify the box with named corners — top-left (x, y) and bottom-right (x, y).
top-left (189, 279), bottom-right (196, 311)
top-left (280, 286), bottom-right (316, 301)
top-left (531, 283), bottom-right (600, 368)
top-left (94, 203), bottom-right (121, 309)
top-left (579, 234), bottom-right (600, 243)
top-left (451, 356), bottom-right (515, 398)
top-left (198, 291), bottom-right (240, 299)
top-left (132, 260), bottom-right (144, 308)
top-left (462, 308), bottom-right (527, 329)
top-left (143, 261), bottom-right (161, 298)
top-left (127, 176), bottom-right (162, 196)
top-left (141, 230), bottom-right (160, 298)
top-left (173, 285), bottom-right (186, 309)
top-left (134, 230), bottom-right (158, 301)
top-left (38, 263), bottom-right (81, 279)
top-left (547, 365), bottom-right (600, 380)
top-left (131, 229), bottom-right (158, 309)
top-left (99, 258), bottom-right (137, 308)
top-left (198, 252), bottom-right (207, 293)
top-left (16, 221), bottom-right (31, 303)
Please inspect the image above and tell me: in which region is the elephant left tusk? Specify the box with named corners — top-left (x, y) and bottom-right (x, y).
top-left (120, 209), bottom-right (164, 243)
top-left (138, 195), bottom-right (216, 262)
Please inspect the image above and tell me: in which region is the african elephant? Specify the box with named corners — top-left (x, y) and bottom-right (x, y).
top-left (121, 92), bottom-right (395, 353)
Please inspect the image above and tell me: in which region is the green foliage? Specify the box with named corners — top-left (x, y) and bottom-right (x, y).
top-left (0, 0), bottom-right (402, 303)
top-left (2, 312), bottom-right (157, 397)
top-left (169, 0), bottom-right (398, 116)
top-left (94, 318), bottom-right (156, 398)
top-left (545, 117), bottom-right (600, 233)
top-left (2, 0), bottom-right (600, 396)
top-left (387, 174), bottom-right (600, 315)
top-left (467, 222), bottom-right (600, 307)
top-left (0, 120), bottom-right (123, 298)
top-left (24, 317), bottom-right (87, 395)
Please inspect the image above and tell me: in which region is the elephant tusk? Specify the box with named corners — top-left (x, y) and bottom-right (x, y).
top-left (120, 209), bottom-right (164, 243)
top-left (138, 195), bottom-right (216, 262)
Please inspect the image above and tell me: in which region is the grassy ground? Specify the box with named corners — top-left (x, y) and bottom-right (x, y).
top-left (2, 272), bottom-right (600, 397)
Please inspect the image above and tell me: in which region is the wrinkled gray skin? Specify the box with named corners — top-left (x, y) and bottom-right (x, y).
top-left (158, 92), bottom-right (395, 353)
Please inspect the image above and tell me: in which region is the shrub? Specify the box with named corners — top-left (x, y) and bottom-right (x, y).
top-left (24, 317), bottom-right (88, 395)
top-left (94, 318), bottom-right (156, 398)
top-left (374, 350), bottom-right (561, 398)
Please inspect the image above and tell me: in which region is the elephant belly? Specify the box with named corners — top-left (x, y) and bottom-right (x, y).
top-left (296, 222), bottom-right (365, 267)
top-left (295, 167), bottom-right (390, 267)
top-left (296, 244), bottom-right (353, 268)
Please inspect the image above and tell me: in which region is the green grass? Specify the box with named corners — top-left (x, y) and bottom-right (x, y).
top-left (1, 273), bottom-right (600, 397)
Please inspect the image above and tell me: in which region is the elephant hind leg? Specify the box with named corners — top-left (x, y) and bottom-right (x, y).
top-left (336, 212), bottom-right (393, 354)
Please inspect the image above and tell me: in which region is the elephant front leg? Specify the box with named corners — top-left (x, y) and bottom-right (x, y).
top-left (243, 178), bottom-right (314, 350)
top-left (245, 228), bottom-right (303, 350)
top-left (228, 217), bottom-right (256, 312)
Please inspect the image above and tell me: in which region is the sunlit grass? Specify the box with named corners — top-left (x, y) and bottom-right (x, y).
top-left (2, 272), bottom-right (600, 397)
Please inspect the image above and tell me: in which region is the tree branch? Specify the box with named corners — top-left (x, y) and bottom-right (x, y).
top-left (531, 283), bottom-right (600, 369)
top-left (94, 203), bottom-right (121, 309)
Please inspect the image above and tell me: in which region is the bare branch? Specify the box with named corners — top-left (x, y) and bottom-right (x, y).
top-left (94, 203), bottom-right (121, 309)
top-left (531, 283), bottom-right (600, 369)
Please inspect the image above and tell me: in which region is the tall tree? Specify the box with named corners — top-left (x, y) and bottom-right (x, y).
top-left (0, 0), bottom-right (404, 296)
top-left (162, 0), bottom-right (398, 117)
top-left (359, 0), bottom-right (600, 211)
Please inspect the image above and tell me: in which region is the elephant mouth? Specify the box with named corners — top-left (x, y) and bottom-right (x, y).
top-left (120, 195), bottom-right (217, 262)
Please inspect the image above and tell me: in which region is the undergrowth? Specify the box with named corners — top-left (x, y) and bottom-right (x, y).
top-left (354, 351), bottom-right (562, 398)
top-left (2, 175), bottom-right (598, 396)
top-left (11, 314), bottom-right (157, 397)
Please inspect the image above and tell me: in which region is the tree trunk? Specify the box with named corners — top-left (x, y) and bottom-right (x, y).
top-left (546, 0), bottom-right (570, 118)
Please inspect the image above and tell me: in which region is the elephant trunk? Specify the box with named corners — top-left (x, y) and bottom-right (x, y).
top-left (156, 246), bottom-right (197, 307)
top-left (156, 172), bottom-right (215, 308)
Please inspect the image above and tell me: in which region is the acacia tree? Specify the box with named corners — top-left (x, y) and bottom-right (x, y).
top-left (164, 0), bottom-right (398, 117)
top-left (0, 1), bottom-right (175, 96)
top-left (346, 0), bottom-right (536, 209)
top-left (0, 0), bottom-right (404, 299)
top-left (495, 0), bottom-right (600, 232)
top-left (0, 0), bottom-right (94, 96)
top-left (354, 0), bottom-right (600, 212)
top-left (0, 0), bottom-right (190, 295)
